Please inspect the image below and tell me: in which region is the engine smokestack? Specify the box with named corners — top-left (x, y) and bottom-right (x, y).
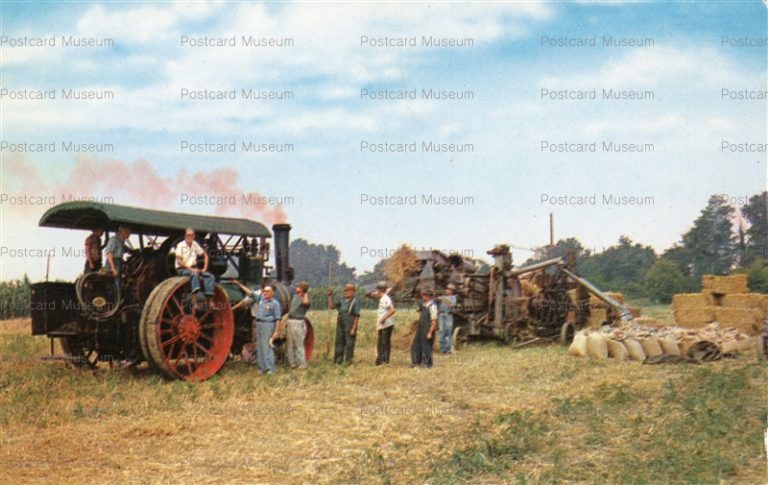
top-left (272, 223), bottom-right (292, 284)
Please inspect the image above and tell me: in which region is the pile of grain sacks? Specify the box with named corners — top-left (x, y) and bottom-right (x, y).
top-left (567, 321), bottom-right (754, 362)
top-left (672, 274), bottom-right (766, 335)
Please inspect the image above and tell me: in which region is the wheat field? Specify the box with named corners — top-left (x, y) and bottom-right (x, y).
top-left (1, 309), bottom-right (765, 484)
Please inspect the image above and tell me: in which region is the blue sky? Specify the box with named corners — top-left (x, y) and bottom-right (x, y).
top-left (1, 1), bottom-right (766, 280)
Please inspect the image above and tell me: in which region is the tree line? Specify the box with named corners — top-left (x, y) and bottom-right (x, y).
top-left (1, 192), bottom-right (764, 320)
top-left (288, 192), bottom-right (767, 304)
top-left (519, 192), bottom-right (768, 302)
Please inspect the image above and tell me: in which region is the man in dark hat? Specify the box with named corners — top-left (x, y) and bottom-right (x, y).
top-left (329, 283), bottom-right (361, 365)
top-left (372, 281), bottom-right (396, 365)
top-left (411, 288), bottom-right (438, 368)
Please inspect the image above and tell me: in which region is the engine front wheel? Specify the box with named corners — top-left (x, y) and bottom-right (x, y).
top-left (140, 276), bottom-right (234, 381)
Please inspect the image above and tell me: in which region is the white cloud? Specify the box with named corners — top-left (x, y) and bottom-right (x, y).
top-left (76, 4), bottom-right (180, 44)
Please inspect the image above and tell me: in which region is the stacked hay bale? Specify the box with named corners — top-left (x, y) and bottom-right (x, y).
top-left (672, 293), bottom-right (715, 328)
top-left (671, 274), bottom-right (765, 335)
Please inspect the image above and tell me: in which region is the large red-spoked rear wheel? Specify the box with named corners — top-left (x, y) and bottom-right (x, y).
top-left (140, 276), bottom-right (234, 381)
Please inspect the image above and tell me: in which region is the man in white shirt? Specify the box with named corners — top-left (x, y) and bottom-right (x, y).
top-left (175, 228), bottom-right (215, 307)
top-left (373, 281), bottom-right (396, 365)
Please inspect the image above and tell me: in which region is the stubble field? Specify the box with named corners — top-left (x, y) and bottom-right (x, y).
top-left (1, 307), bottom-right (766, 484)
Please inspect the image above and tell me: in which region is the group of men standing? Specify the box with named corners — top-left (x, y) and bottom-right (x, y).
top-left (232, 281), bottom-right (311, 375)
top-left (233, 279), bottom-right (460, 374)
top-left (330, 281), bottom-right (458, 369)
top-left (82, 226), bottom-right (460, 372)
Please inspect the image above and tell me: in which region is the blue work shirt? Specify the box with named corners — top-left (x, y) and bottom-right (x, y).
top-left (104, 236), bottom-right (126, 262)
top-left (438, 294), bottom-right (457, 314)
top-left (243, 291), bottom-right (281, 323)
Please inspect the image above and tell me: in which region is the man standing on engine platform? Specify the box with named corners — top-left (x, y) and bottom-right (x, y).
top-left (411, 289), bottom-right (438, 368)
top-left (104, 225), bottom-right (131, 289)
top-left (329, 283), bottom-right (361, 365)
top-left (84, 228), bottom-right (103, 273)
top-left (286, 281), bottom-right (311, 369)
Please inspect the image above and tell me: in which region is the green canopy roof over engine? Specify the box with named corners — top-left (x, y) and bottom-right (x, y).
top-left (39, 201), bottom-right (272, 238)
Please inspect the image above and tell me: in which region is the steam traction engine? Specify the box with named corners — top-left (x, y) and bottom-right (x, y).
top-left (29, 201), bottom-right (310, 381)
top-left (393, 244), bottom-right (630, 349)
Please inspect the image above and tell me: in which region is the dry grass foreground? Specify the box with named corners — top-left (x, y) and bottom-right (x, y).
top-left (1, 310), bottom-right (766, 485)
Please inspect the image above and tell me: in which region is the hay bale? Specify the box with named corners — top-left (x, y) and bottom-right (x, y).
top-left (714, 307), bottom-right (762, 334)
top-left (587, 333), bottom-right (608, 360)
top-left (659, 338), bottom-right (680, 356)
top-left (624, 339), bottom-right (646, 361)
top-left (382, 245), bottom-right (420, 288)
top-left (640, 337), bottom-right (663, 358)
top-left (722, 293), bottom-right (767, 316)
top-left (671, 293), bottom-right (713, 311)
top-left (568, 332), bottom-right (588, 357)
top-left (606, 339), bottom-right (628, 361)
top-left (673, 306), bottom-right (715, 327)
top-left (701, 274), bottom-right (748, 294)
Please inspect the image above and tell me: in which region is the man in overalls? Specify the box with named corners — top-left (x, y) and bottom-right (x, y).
top-left (411, 288), bottom-right (438, 368)
top-left (329, 283), bottom-right (361, 365)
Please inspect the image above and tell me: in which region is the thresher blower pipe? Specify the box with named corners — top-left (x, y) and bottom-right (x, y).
top-left (509, 257), bottom-right (564, 277)
top-left (558, 267), bottom-right (633, 322)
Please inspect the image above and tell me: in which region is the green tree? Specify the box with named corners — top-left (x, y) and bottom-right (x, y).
top-left (289, 239), bottom-right (356, 287)
top-left (741, 191), bottom-right (768, 265)
top-left (745, 258), bottom-right (768, 293)
top-left (644, 259), bottom-right (687, 303)
top-left (524, 237), bottom-right (591, 266)
top-left (590, 236), bottom-right (656, 285)
top-left (357, 259), bottom-right (386, 286)
top-left (678, 195), bottom-right (736, 281)
top-left (581, 236), bottom-right (657, 298)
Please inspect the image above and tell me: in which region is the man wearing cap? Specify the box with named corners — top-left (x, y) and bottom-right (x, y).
top-left (437, 285), bottom-right (457, 353)
top-left (175, 228), bottom-right (215, 308)
top-left (373, 281), bottom-right (396, 365)
top-left (286, 281), bottom-right (311, 369)
top-left (234, 283), bottom-right (282, 375)
top-left (411, 289), bottom-right (438, 368)
top-left (329, 283), bottom-right (361, 365)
